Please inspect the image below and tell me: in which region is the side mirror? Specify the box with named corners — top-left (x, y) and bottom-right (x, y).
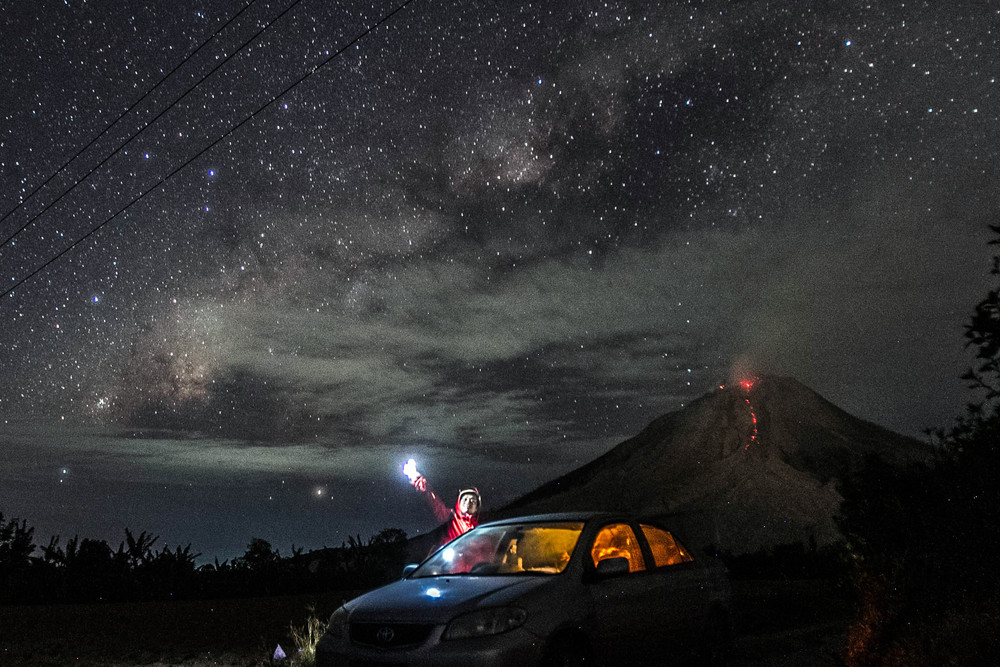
top-left (594, 557), bottom-right (630, 577)
top-left (402, 563), bottom-right (419, 578)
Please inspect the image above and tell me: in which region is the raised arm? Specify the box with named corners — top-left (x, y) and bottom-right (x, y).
top-left (411, 474), bottom-right (451, 522)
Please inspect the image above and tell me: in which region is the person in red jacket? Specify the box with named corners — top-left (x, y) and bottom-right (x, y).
top-left (404, 459), bottom-right (480, 546)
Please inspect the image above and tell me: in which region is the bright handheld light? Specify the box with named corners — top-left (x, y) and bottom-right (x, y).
top-left (403, 458), bottom-right (420, 482)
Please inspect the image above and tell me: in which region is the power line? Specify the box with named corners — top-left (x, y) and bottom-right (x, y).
top-left (2, 0), bottom-right (419, 302)
top-left (0, 0), bottom-right (259, 238)
top-left (0, 0), bottom-right (304, 251)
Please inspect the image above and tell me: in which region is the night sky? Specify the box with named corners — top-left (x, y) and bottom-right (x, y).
top-left (1, 0), bottom-right (995, 562)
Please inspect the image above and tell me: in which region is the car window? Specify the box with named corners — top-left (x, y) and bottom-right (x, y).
top-left (412, 522), bottom-right (584, 577)
top-left (503, 525), bottom-right (581, 573)
top-left (639, 524), bottom-right (693, 567)
top-left (590, 523), bottom-right (646, 572)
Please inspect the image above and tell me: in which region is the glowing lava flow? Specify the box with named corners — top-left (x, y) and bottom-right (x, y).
top-left (737, 378), bottom-right (759, 450)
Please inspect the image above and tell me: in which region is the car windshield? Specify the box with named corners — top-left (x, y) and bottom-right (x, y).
top-left (411, 522), bottom-right (585, 578)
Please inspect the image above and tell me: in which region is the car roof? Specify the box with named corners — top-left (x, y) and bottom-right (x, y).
top-left (478, 511), bottom-right (623, 528)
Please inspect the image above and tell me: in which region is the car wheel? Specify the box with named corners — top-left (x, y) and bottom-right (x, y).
top-left (542, 633), bottom-right (591, 666)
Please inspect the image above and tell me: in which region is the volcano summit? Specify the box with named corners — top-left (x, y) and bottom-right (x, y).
top-left (499, 375), bottom-right (931, 553)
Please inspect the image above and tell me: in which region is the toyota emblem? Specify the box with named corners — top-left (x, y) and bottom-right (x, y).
top-left (376, 626), bottom-right (395, 644)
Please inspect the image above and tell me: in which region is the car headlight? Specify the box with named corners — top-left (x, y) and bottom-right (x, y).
top-left (325, 606), bottom-right (349, 638)
top-left (442, 607), bottom-right (528, 640)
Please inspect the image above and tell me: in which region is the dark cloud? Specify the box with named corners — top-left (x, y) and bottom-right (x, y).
top-left (118, 366), bottom-right (326, 443)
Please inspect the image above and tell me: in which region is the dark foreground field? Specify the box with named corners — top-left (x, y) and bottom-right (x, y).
top-left (728, 579), bottom-right (851, 666)
top-left (1, 578), bottom-right (853, 666)
top-left (0, 590), bottom-right (360, 666)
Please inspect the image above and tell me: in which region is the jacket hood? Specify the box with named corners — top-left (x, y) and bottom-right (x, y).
top-left (455, 487), bottom-right (481, 517)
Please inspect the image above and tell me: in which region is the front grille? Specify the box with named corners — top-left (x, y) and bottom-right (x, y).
top-left (350, 622), bottom-right (434, 648)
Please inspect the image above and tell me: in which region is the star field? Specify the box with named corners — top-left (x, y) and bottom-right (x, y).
top-left (1, 0), bottom-right (997, 560)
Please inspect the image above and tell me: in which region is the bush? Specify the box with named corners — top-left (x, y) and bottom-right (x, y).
top-left (837, 225), bottom-right (1000, 665)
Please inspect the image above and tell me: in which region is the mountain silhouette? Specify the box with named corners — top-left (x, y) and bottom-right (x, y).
top-left (497, 375), bottom-right (931, 553)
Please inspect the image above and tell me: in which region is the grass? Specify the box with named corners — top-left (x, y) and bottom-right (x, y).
top-left (288, 606), bottom-right (325, 666)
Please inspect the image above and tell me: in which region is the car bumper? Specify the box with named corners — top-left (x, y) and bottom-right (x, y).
top-left (315, 625), bottom-right (545, 667)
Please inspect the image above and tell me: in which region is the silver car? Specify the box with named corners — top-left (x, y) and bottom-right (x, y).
top-left (316, 512), bottom-right (732, 666)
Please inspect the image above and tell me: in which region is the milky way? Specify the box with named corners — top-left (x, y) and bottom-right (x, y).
top-left (1, 0), bottom-right (996, 560)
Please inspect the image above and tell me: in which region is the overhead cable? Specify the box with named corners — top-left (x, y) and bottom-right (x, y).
top-left (0, 0), bottom-right (302, 250)
top-left (2, 0), bottom-right (419, 302)
top-left (0, 0), bottom-right (261, 240)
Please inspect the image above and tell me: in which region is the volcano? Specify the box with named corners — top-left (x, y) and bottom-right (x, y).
top-left (497, 375), bottom-right (931, 553)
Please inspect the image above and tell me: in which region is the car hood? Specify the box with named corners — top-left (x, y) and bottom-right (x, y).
top-left (346, 575), bottom-right (554, 624)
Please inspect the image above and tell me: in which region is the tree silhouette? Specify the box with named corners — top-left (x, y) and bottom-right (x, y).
top-left (839, 225), bottom-right (1000, 666)
top-left (0, 513), bottom-right (36, 602)
top-left (962, 223), bottom-right (1000, 403)
top-left (1, 515), bottom-right (408, 603)
top-left (235, 537), bottom-right (280, 572)
top-left (122, 528), bottom-right (159, 569)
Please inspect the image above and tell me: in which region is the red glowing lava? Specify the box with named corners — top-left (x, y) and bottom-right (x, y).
top-left (719, 377), bottom-right (760, 450)
top-left (738, 377), bottom-right (758, 449)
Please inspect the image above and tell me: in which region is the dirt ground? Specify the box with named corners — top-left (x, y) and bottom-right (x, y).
top-left (0, 578), bottom-right (853, 666)
top-left (0, 591), bottom-right (353, 667)
top-left (728, 578), bottom-right (852, 666)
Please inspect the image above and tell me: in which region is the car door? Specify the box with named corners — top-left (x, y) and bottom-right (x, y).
top-left (585, 521), bottom-right (660, 664)
top-left (635, 522), bottom-right (712, 654)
